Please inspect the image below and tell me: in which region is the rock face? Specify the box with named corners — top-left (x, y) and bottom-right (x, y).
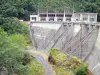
top-left (30, 22), bottom-right (100, 74)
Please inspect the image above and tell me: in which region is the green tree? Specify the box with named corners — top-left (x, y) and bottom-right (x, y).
top-left (0, 28), bottom-right (28, 75)
top-left (0, 17), bottom-right (29, 35)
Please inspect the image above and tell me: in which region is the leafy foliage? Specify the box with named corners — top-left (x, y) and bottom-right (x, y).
top-left (0, 28), bottom-right (42, 75)
top-left (76, 67), bottom-right (87, 75)
top-left (0, 0), bottom-right (100, 21)
top-left (50, 48), bottom-right (67, 65)
top-left (0, 16), bottom-right (32, 45)
top-left (0, 28), bottom-right (31, 74)
top-left (49, 48), bottom-right (93, 75)
top-left (28, 59), bottom-right (45, 75)
top-left (0, 0), bottom-right (36, 20)
top-left (0, 16), bottom-right (29, 35)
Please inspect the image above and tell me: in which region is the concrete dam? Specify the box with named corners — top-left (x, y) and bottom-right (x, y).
top-left (30, 22), bottom-right (100, 74)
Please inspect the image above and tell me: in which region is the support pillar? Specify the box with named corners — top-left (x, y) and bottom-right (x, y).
top-left (81, 24), bottom-right (89, 38)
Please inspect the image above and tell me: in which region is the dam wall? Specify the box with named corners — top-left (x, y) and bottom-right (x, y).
top-left (30, 22), bottom-right (100, 74)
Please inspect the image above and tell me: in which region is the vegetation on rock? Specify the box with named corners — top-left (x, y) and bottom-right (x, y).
top-left (49, 48), bottom-right (93, 75)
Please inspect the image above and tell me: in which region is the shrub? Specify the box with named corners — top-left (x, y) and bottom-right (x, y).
top-left (28, 59), bottom-right (45, 75)
top-left (49, 48), bottom-right (67, 65)
top-left (76, 65), bottom-right (88, 75)
top-left (49, 48), bottom-right (91, 75)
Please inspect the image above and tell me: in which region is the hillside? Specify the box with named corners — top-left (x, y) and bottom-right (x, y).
top-left (0, 0), bottom-right (100, 21)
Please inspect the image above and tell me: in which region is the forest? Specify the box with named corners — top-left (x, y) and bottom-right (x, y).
top-left (0, 0), bottom-right (100, 21)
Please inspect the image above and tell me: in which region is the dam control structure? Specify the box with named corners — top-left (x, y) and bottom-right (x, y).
top-left (29, 9), bottom-right (100, 74)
